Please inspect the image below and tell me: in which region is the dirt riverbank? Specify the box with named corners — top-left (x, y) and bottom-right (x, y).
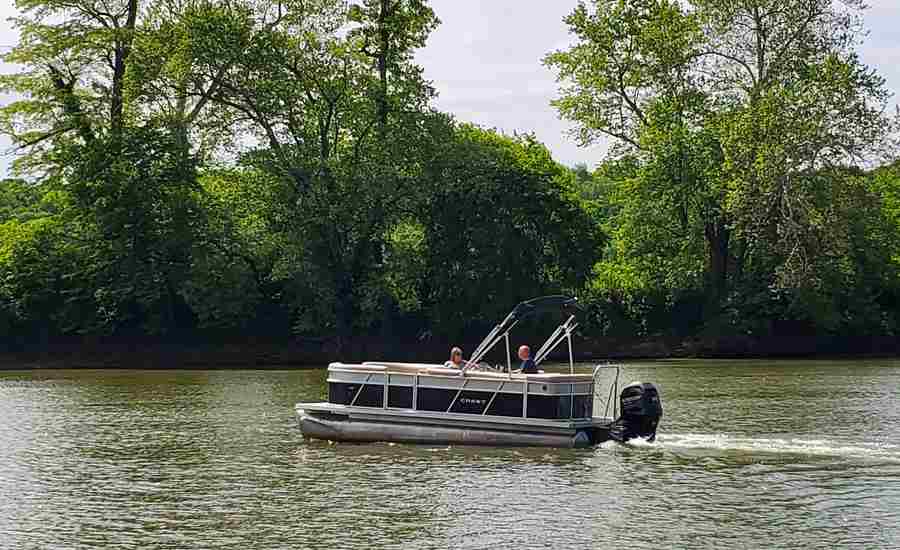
top-left (2, 333), bottom-right (898, 369)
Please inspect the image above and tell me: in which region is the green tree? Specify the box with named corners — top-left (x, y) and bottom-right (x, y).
top-left (420, 125), bottom-right (602, 332)
top-left (0, 178), bottom-right (51, 221)
top-left (0, 0), bottom-right (141, 170)
top-left (547, 0), bottom-right (896, 333)
top-left (67, 126), bottom-right (201, 332)
top-left (170, 0), bottom-right (449, 341)
top-left (0, 187), bottom-right (95, 337)
top-left (184, 168), bottom-right (297, 333)
top-left (1, 0), bottom-right (207, 334)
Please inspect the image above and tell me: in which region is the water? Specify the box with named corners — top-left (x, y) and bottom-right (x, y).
top-left (1, 359), bottom-right (899, 549)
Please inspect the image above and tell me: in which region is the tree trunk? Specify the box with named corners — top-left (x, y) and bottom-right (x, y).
top-left (334, 274), bottom-right (355, 353)
top-left (110, 0), bottom-right (139, 133)
top-left (376, 0), bottom-right (390, 131)
top-left (705, 219), bottom-right (730, 309)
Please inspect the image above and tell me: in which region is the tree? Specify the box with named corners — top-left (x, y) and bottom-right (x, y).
top-left (0, 185), bottom-right (95, 338)
top-left (547, 0), bottom-right (897, 331)
top-left (170, 0), bottom-right (448, 340)
top-left (420, 125), bottom-right (602, 332)
top-left (65, 125), bottom-right (201, 332)
top-left (0, 178), bottom-right (50, 222)
top-left (1, 0), bottom-right (140, 172)
top-left (184, 168), bottom-right (297, 333)
top-left (1, 0), bottom-right (205, 334)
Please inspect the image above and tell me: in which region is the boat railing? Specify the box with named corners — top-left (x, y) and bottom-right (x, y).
top-left (592, 362), bottom-right (621, 420)
top-left (328, 362), bottom-right (599, 421)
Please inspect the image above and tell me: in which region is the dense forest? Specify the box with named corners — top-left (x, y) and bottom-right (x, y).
top-left (2, 0), bottom-right (899, 359)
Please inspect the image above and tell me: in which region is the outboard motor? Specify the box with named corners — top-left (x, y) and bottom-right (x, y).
top-left (609, 382), bottom-right (662, 443)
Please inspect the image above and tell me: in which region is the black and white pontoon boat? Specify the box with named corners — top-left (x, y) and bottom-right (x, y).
top-left (295, 296), bottom-right (662, 447)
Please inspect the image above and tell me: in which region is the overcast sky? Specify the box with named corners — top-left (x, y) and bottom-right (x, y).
top-left (2, 0), bottom-right (900, 176)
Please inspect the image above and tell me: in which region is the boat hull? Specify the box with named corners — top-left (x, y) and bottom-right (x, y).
top-left (297, 406), bottom-right (609, 448)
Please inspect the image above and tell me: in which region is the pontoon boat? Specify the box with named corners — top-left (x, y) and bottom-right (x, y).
top-left (295, 296), bottom-right (662, 447)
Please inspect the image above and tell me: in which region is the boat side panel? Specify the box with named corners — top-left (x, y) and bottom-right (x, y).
top-left (330, 381), bottom-right (592, 420)
top-left (328, 369), bottom-right (591, 397)
top-left (527, 394), bottom-right (573, 419)
top-left (329, 383), bottom-right (384, 407)
top-left (416, 387), bottom-right (455, 412)
top-left (485, 392), bottom-right (525, 417)
top-left (388, 386), bottom-right (413, 409)
top-left (574, 395), bottom-right (593, 418)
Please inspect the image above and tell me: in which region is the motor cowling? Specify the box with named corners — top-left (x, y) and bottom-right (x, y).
top-left (609, 382), bottom-right (663, 443)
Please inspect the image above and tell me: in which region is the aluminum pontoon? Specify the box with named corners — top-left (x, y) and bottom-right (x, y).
top-left (295, 296), bottom-right (662, 447)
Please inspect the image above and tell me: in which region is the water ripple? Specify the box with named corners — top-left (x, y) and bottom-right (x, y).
top-left (1, 362), bottom-right (899, 549)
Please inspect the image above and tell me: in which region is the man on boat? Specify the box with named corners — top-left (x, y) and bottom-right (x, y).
top-left (516, 345), bottom-right (538, 374)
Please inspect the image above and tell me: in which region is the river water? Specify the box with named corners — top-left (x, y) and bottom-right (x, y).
top-left (1, 359), bottom-right (898, 549)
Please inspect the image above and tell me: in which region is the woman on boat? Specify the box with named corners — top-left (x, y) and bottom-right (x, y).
top-left (444, 347), bottom-right (466, 369)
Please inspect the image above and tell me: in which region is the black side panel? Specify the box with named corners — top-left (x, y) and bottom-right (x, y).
top-left (573, 395), bottom-right (593, 419)
top-left (448, 391), bottom-right (491, 415)
top-left (527, 395), bottom-right (572, 419)
top-left (328, 382), bottom-right (383, 407)
top-left (329, 382), bottom-right (355, 405)
top-left (417, 387), bottom-right (456, 412)
top-left (356, 385), bottom-right (384, 407)
top-left (388, 386), bottom-right (413, 409)
top-left (485, 393), bottom-right (523, 417)
top-left (331, 383), bottom-right (588, 418)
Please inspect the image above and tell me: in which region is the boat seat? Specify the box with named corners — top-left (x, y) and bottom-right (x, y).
top-left (523, 373), bottom-right (595, 383)
top-left (330, 362), bottom-right (386, 371)
top-left (332, 362), bottom-right (593, 383)
top-left (462, 370), bottom-right (593, 383)
top-left (361, 362), bottom-right (444, 373)
top-left (333, 362), bottom-right (453, 375)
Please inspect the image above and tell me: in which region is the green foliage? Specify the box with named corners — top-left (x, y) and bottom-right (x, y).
top-left (549, 0), bottom-right (899, 338)
top-left (184, 169), bottom-right (295, 332)
top-left (864, 162), bottom-right (900, 269)
top-left (0, 216), bottom-right (60, 328)
top-left (383, 219), bottom-right (428, 314)
top-left (1, 0), bottom-right (898, 352)
top-left (160, 0), bottom-right (452, 338)
top-left (65, 126), bottom-right (201, 333)
top-left (421, 125), bottom-right (602, 332)
top-left (0, 197), bottom-right (98, 335)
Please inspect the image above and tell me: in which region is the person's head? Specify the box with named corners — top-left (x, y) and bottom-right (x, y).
top-left (450, 347), bottom-right (463, 365)
top-left (518, 345), bottom-right (530, 361)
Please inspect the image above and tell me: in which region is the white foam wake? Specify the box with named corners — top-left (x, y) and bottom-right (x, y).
top-left (650, 433), bottom-right (900, 462)
top-left (597, 436), bottom-right (656, 450)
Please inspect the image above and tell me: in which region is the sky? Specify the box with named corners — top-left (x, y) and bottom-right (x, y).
top-left (1, 0), bottom-right (900, 176)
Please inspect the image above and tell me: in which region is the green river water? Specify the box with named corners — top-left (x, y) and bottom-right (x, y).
top-left (1, 359), bottom-right (899, 549)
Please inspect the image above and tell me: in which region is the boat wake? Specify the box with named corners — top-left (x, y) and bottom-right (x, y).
top-left (603, 433), bottom-right (900, 462)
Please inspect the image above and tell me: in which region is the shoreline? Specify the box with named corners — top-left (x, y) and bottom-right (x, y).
top-left (2, 333), bottom-right (898, 369)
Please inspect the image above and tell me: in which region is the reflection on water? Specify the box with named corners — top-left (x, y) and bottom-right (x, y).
top-left (1, 360), bottom-right (899, 549)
